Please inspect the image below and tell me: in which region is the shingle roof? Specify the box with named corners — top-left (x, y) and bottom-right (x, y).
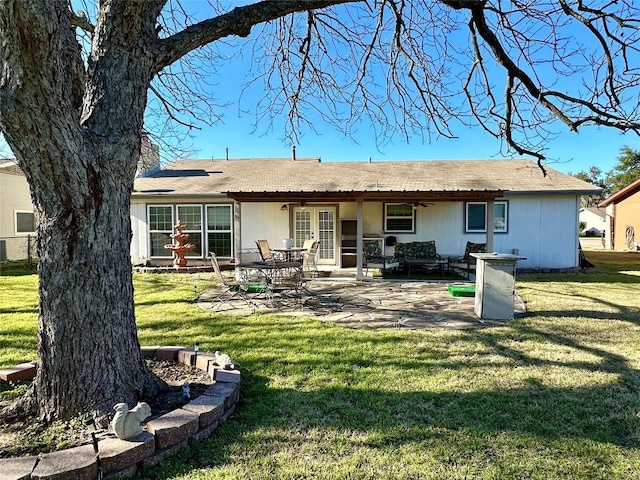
top-left (133, 158), bottom-right (600, 199)
top-left (598, 178), bottom-right (640, 207)
top-left (0, 159), bottom-right (24, 176)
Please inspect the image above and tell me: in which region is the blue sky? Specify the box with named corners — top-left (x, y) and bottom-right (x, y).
top-left (182, 102), bottom-right (634, 176)
top-left (163, 1), bottom-right (638, 177)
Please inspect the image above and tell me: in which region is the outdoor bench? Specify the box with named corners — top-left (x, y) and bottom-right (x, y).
top-left (394, 241), bottom-right (445, 276)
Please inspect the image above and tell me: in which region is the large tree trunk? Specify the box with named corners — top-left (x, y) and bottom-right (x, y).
top-left (31, 147), bottom-right (157, 421)
top-left (0, 0), bottom-right (164, 422)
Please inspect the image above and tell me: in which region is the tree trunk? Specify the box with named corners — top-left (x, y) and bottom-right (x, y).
top-left (0, 0), bottom-right (164, 422)
top-left (31, 147), bottom-right (162, 422)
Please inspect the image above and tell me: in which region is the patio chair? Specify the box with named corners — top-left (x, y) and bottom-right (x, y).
top-left (208, 252), bottom-right (261, 311)
top-left (364, 240), bottom-right (399, 275)
top-left (256, 239), bottom-right (276, 262)
top-left (448, 241), bottom-right (486, 279)
top-left (302, 240), bottom-right (320, 277)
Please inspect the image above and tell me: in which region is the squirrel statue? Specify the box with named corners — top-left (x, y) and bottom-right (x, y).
top-left (214, 351), bottom-right (238, 370)
top-left (111, 402), bottom-right (151, 440)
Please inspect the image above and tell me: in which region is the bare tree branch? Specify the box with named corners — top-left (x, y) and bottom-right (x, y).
top-left (154, 0), bottom-right (360, 72)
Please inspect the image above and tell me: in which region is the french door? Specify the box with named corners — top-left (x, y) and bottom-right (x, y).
top-left (293, 206), bottom-right (336, 265)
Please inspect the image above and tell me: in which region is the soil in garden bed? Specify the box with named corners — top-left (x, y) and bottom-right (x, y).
top-left (0, 360), bottom-right (213, 458)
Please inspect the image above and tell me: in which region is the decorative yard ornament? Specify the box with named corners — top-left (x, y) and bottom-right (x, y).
top-left (164, 219), bottom-right (195, 268)
top-left (182, 380), bottom-right (191, 399)
top-left (111, 402), bottom-right (151, 440)
top-left (214, 351), bottom-right (237, 370)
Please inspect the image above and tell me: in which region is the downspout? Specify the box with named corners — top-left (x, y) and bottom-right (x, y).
top-left (356, 197), bottom-right (364, 280)
top-left (234, 201), bottom-right (242, 280)
top-left (486, 199), bottom-right (494, 252)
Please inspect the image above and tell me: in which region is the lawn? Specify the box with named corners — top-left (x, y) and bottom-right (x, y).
top-left (1, 251), bottom-right (640, 479)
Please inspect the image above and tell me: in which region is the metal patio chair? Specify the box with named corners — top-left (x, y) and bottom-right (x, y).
top-left (208, 252), bottom-right (262, 311)
top-left (302, 240), bottom-right (320, 277)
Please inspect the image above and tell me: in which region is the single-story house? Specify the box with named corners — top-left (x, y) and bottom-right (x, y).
top-left (579, 206), bottom-right (606, 237)
top-left (598, 178), bottom-right (640, 251)
top-left (0, 159), bottom-right (35, 262)
top-left (131, 157), bottom-right (600, 278)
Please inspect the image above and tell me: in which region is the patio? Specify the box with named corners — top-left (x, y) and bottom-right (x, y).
top-left (197, 279), bottom-right (527, 329)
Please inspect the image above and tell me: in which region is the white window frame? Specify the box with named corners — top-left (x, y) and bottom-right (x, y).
top-left (205, 204), bottom-right (234, 258)
top-left (465, 201), bottom-right (508, 233)
top-left (384, 203), bottom-right (416, 233)
top-left (176, 204), bottom-right (204, 258)
top-left (148, 205), bottom-right (174, 258)
top-left (14, 210), bottom-right (36, 236)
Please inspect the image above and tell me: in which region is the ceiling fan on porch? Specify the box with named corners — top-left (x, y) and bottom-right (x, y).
top-left (403, 201), bottom-right (434, 209)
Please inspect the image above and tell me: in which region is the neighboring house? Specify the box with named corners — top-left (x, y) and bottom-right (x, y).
top-left (0, 137), bottom-right (160, 262)
top-left (579, 207), bottom-right (606, 237)
top-left (598, 178), bottom-right (640, 251)
top-left (131, 157), bottom-right (600, 277)
top-left (0, 159), bottom-right (35, 261)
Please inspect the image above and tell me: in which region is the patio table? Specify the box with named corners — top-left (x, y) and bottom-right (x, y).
top-left (271, 247), bottom-right (307, 262)
top-left (405, 258), bottom-right (448, 277)
top-left (238, 260), bottom-right (305, 300)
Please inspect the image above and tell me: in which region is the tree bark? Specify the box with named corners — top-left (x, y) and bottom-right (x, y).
top-left (0, 0), bottom-right (164, 421)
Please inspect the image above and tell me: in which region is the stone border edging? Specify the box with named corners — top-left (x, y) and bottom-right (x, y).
top-left (0, 346), bottom-right (241, 480)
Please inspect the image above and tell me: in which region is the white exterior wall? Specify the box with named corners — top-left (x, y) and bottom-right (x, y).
top-left (130, 202), bottom-right (148, 263)
top-left (0, 171), bottom-right (35, 260)
top-left (131, 195), bottom-right (581, 270)
top-left (497, 194), bottom-right (579, 269)
top-left (339, 195), bottom-right (580, 269)
top-left (238, 202), bottom-right (292, 250)
top-left (579, 208), bottom-right (606, 236)
top-left (130, 199), bottom-right (293, 261)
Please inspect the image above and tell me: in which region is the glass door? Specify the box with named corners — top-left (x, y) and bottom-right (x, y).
top-left (293, 206), bottom-right (336, 264)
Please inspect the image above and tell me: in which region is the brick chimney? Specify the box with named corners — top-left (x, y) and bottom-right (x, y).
top-left (136, 134), bottom-right (160, 177)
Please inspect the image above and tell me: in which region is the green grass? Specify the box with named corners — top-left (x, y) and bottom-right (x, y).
top-left (1, 252), bottom-right (640, 479)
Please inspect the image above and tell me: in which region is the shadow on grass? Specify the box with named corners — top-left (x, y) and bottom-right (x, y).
top-left (137, 307), bottom-right (640, 478)
top-left (149, 370), bottom-right (639, 478)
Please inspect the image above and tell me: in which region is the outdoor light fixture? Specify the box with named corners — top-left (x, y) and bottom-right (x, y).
top-left (280, 204), bottom-right (288, 212)
top-left (193, 342), bottom-right (200, 366)
top-left (85, 418), bottom-right (99, 454)
top-left (299, 202), bottom-right (306, 210)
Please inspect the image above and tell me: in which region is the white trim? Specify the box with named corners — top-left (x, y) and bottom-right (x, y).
top-left (14, 210), bottom-right (35, 236)
top-left (147, 204), bottom-right (174, 258)
top-left (384, 203), bottom-right (415, 233)
top-left (465, 201), bottom-right (508, 233)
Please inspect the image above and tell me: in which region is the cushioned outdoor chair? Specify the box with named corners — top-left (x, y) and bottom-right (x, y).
top-left (448, 241), bottom-right (486, 279)
top-left (364, 240), bottom-right (399, 275)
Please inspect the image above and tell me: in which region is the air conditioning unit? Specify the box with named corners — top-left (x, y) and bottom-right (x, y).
top-left (0, 239), bottom-right (6, 262)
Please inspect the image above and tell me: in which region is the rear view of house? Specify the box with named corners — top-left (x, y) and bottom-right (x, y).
top-left (131, 157), bottom-right (600, 276)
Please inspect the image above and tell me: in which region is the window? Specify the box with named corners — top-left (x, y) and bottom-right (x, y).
top-left (148, 205), bottom-right (173, 257)
top-left (206, 205), bottom-right (233, 257)
top-left (465, 201), bottom-right (508, 233)
top-left (177, 205), bottom-right (202, 257)
top-left (148, 204), bottom-right (233, 258)
top-left (384, 203), bottom-right (415, 233)
top-left (15, 211), bottom-right (36, 235)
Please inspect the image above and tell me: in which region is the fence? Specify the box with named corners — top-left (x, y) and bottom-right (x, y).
top-left (0, 235), bottom-right (36, 265)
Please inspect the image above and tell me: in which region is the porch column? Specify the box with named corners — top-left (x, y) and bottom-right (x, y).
top-left (486, 199), bottom-right (494, 252)
top-left (356, 197), bottom-right (364, 280)
top-left (234, 201), bottom-right (242, 280)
